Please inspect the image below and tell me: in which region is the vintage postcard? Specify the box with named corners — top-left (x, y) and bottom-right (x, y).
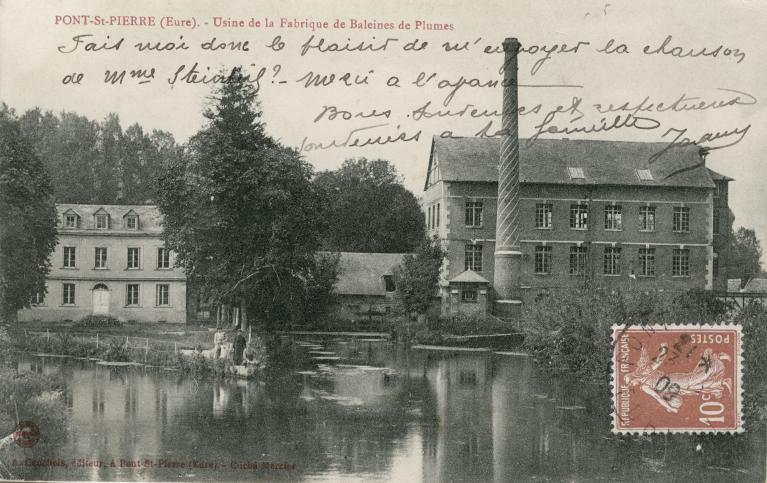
top-left (1, 0), bottom-right (766, 481)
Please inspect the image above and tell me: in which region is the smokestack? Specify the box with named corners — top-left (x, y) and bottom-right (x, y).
top-left (493, 37), bottom-right (523, 319)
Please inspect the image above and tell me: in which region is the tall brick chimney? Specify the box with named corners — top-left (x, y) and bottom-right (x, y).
top-left (493, 37), bottom-right (523, 319)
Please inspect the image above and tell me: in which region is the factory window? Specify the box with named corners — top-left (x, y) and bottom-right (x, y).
top-left (604, 247), bottom-right (621, 275)
top-left (673, 207), bottom-right (690, 232)
top-left (465, 201), bottom-right (483, 227)
top-left (639, 206), bottom-right (656, 232)
top-left (535, 203), bottom-right (552, 229)
top-left (672, 249), bottom-right (690, 276)
top-left (639, 248), bottom-right (656, 276)
top-left (604, 205), bottom-right (623, 230)
top-left (534, 246), bottom-right (552, 274)
top-left (464, 244), bottom-right (482, 272)
top-left (569, 246), bottom-right (587, 276)
top-left (570, 204), bottom-right (588, 230)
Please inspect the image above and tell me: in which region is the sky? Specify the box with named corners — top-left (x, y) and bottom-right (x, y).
top-left (2, 0), bottom-right (766, 263)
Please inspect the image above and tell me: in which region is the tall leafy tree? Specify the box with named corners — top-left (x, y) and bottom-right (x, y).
top-left (157, 69), bottom-right (326, 328)
top-left (18, 109), bottom-right (177, 204)
top-left (396, 238), bottom-right (446, 320)
top-left (0, 104), bottom-right (57, 322)
top-left (728, 226), bottom-right (764, 287)
top-left (314, 158), bottom-right (425, 253)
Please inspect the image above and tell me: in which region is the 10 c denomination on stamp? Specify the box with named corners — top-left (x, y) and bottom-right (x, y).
top-left (612, 324), bottom-right (743, 434)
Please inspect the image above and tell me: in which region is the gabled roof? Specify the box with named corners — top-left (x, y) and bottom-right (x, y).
top-left (449, 270), bottom-right (490, 284)
top-left (56, 204), bottom-right (164, 233)
top-left (331, 252), bottom-right (407, 296)
top-left (123, 209), bottom-right (139, 218)
top-left (425, 136), bottom-right (722, 190)
top-left (62, 208), bottom-right (81, 217)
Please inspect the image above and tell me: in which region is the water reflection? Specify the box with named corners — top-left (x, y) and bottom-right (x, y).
top-left (14, 339), bottom-right (766, 482)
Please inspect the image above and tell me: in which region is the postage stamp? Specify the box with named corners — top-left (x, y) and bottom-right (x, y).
top-left (612, 324), bottom-right (743, 434)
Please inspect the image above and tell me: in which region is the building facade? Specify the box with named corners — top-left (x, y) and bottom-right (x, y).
top-left (422, 136), bottom-right (731, 316)
top-left (329, 252), bottom-right (406, 321)
top-left (17, 204), bottom-right (186, 323)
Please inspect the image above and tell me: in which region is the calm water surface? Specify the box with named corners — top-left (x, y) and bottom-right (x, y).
top-left (14, 336), bottom-right (766, 482)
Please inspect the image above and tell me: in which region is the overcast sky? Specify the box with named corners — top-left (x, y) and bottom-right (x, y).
top-left (2, 0), bottom-right (766, 264)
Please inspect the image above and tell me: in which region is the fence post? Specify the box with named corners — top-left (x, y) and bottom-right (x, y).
top-left (145, 338), bottom-right (149, 364)
top-left (95, 333), bottom-right (99, 349)
top-left (46, 329), bottom-right (49, 343)
top-left (126, 335), bottom-right (129, 347)
top-left (174, 342), bottom-right (177, 354)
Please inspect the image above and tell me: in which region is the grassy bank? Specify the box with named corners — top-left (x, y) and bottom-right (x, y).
top-left (10, 330), bottom-right (233, 378)
top-left (391, 314), bottom-right (520, 347)
top-left (0, 327), bottom-right (70, 480)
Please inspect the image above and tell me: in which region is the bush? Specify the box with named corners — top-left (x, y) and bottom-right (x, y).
top-left (521, 288), bottom-right (767, 428)
top-left (103, 340), bottom-right (129, 362)
top-left (521, 288), bottom-right (731, 381)
top-left (0, 371), bottom-right (68, 444)
top-left (739, 301), bottom-right (767, 429)
top-left (73, 315), bottom-right (122, 329)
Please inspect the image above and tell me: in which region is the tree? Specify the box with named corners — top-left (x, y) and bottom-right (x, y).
top-left (396, 238), bottom-right (446, 320)
top-left (0, 104), bottom-right (58, 322)
top-left (314, 158), bottom-right (425, 253)
top-left (156, 69), bottom-right (326, 329)
top-left (18, 108), bottom-right (177, 204)
top-left (728, 226), bottom-right (764, 287)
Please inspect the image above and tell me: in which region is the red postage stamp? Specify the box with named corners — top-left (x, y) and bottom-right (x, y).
top-left (612, 324), bottom-right (743, 434)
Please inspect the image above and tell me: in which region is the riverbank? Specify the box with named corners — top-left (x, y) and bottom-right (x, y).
top-left (0, 327), bottom-right (70, 480)
top-left (9, 330), bottom-right (233, 378)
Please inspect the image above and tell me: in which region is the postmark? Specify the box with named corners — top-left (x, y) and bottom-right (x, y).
top-left (612, 324), bottom-right (743, 434)
top-left (12, 420), bottom-right (41, 448)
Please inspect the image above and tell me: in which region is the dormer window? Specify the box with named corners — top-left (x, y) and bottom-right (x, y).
top-left (62, 209), bottom-right (81, 228)
top-left (567, 167), bottom-right (585, 179)
top-left (94, 208), bottom-right (110, 230)
top-left (636, 169), bottom-right (654, 181)
top-left (95, 214), bottom-right (108, 229)
top-left (126, 215), bottom-right (138, 230)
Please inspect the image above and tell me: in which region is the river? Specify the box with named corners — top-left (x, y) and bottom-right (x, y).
top-left (12, 336), bottom-right (766, 482)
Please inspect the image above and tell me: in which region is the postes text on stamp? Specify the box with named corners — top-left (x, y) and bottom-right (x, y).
top-left (612, 324), bottom-right (743, 434)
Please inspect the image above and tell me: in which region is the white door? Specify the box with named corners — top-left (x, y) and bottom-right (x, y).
top-left (93, 288), bottom-right (110, 315)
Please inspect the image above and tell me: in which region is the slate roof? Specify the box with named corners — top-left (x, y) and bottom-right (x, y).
top-left (449, 270), bottom-right (490, 284)
top-left (57, 204), bottom-right (164, 233)
top-left (332, 252), bottom-right (407, 296)
top-left (426, 136), bottom-right (723, 189)
top-left (743, 278), bottom-right (767, 293)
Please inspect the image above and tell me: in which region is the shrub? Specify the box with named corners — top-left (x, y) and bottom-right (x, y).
top-left (521, 288), bottom-right (767, 428)
top-left (73, 315), bottom-right (121, 329)
top-left (521, 288), bottom-right (731, 382)
top-left (103, 340), bottom-right (129, 362)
